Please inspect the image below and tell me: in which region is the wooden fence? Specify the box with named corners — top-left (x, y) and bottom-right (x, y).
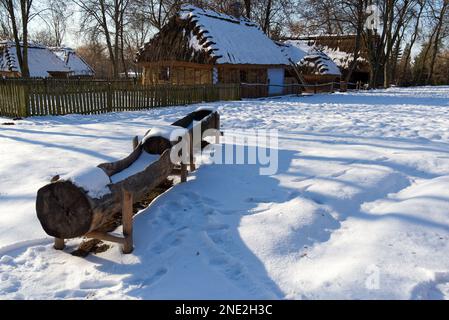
top-left (0, 79), bottom-right (358, 118)
top-left (0, 79), bottom-right (240, 117)
top-left (240, 81), bottom-right (358, 99)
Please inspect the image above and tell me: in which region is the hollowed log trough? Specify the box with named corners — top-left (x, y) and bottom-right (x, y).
top-left (36, 109), bottom-right (220, 254)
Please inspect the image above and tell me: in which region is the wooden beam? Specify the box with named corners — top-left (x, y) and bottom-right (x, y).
top-left (85, 231), bottom-right (126, 245)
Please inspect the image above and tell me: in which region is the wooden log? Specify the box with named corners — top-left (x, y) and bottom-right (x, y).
top-left (98, 144), bottom-right (143, 177)
top-left (36, 110), bottom-right (221, 242)
top-left (85, 231), bottom-right (125, 245)
top-left (142, 135), bottom-right (173, 155)
top-left (132, 136), bottom-right (139, 150)
top-left (142, 109), bottom-right (219, 156)
top-left (36, 149), bottom-right (174, 239)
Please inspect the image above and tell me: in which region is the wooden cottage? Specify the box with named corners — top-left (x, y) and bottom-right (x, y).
top-left (278, 41), bottom-right (342, 86)
top-left (286, 35), bottom-right (371, 83)
top-left (136, 4), bottom-right (289, 95)
top-left (50, 47), bottom-right (95, 78)
top-left (0, 40), bottom-right (72, 78)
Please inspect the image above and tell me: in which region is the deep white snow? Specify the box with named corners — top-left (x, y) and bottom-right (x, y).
top-left (1, 86), bottom-right (449, 299)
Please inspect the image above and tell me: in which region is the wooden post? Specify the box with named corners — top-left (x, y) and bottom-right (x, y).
top-left (107, 82), bottom-right (113, 112)
top-left (215, 114), bottom-right (221, 144)
top-left (314, 82), bottom-right (317, 94)
top-left (190, 134), bottom-right (196, 171)
top-left (19, 84), bottom-right (29, 118)
top-left (122, 189), bottom-right (134, 254)
top-left (54, 238), bottom-right (65, 250)
top-left (180, 162), bottom-right (187, 183)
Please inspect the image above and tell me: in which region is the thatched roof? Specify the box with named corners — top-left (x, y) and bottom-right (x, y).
top-left (286, 35), bottom-right (370, 72)
top-left (279, 41), bottom-right (341, 76)
top-left (0, 41), bottom-right (70, 77)
top-left (137, 4), bottom-right (289, 66)
top-left (50, 47), bottom-right (95, 77)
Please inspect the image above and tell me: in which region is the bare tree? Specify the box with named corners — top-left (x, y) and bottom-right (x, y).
top-left (73, 0), bottom-right (131, 78)
top-left (42, 0), bottom-right (73, 47)
top-left (426, 0), bottom-right (448, 84)
top-left (0, 0), bottom-right (38, 77)
top-left (133, 0), bottom-right (183, 31)
top-left (0, 7), bottom-right (12, 38)
top-left (399, 0), bottom-right (426, 84)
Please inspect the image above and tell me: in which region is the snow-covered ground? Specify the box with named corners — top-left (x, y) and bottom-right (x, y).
top-left (1, 86), bottom-right (449, 299)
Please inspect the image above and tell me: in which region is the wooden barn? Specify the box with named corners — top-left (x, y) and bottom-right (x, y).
top-left (286, 35), bottom-right (371, 83)
top-left (136, 4), bottom-right (290, 96)
top-left (0, 40), bottom-right (72, 78)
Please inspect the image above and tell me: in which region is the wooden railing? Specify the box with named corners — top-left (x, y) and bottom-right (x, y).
top-left (0, 79), bottom-right (240, 117)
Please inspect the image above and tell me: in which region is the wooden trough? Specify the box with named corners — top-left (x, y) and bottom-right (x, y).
top-left (36, 109), bottom-right (220, 254)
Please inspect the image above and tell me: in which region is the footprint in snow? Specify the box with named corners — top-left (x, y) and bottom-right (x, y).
top-left (79, 279), bottom-right (120, 290)
top-left (142, 268), bottom-right (168, 287)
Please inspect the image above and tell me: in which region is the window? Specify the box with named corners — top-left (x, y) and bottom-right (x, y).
top-left (159, 67), bottom-right (169, 81)
top-left (240, 70), bottom-right (247, 83)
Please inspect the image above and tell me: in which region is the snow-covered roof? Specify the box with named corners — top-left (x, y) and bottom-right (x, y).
top-left (288, 37), bottom-right (368, 70)
top-left (178, 4), bottom-right (289, 65)
top-left (0, 40), bottom-right (71, 77)
top-left (50, 47), bottom-right (95, 77)
top-left (312, 45), bottom-right (367, 70)
top-left (281, 40), bottom-right (341, 76)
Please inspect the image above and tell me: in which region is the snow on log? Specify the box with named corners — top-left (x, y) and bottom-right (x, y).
top-left (35, 110), bottom-right (220, 240)
top-left (36, 149), bottom-right (173, 239)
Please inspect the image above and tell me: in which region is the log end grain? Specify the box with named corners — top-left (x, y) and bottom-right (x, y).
top-left (36, 181), bottom-right (94, 239)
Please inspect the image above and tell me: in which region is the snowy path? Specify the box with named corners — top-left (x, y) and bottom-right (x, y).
top-left (1, 86), bottom-right (449, 299)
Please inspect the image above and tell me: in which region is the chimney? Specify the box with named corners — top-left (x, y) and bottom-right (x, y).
top-left (230, 1), bottom-right (243, 19)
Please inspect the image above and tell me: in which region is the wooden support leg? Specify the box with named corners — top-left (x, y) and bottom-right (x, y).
top-left (180, 162), bottom-right (187, 183)
top-left (54, 238), bottom-right (65, 250)
top-left (216, 115), bottom-right (221, 144)
top-left (190, 135), bottom-right (196, 171)
top-left (215, 130), bottom-right (221, 144)
top-left (122, 189), bottom-right (134, 254)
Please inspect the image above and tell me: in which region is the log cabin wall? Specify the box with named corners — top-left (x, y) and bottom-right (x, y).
top-left (217, 66), bottom-right (267, 84)
top-left (0, 71), bottom-right (20, 78)
top-left (142, 62), bottom-right (213, 85)
top-left (142, 62), bottom-right (273, 87)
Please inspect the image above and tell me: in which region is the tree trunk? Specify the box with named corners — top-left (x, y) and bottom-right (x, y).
top-left (262, 0), bottom-right (272, 34)
top-left (244, 0), bottom-right (251, 18)
top-left (401, 0), bottom-right (425, 83)
top-left (426, 2), bottom-right (448, 84)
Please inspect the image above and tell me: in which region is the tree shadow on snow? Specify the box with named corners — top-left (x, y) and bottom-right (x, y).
top-left (85, 145), bottom-right (340, 299)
